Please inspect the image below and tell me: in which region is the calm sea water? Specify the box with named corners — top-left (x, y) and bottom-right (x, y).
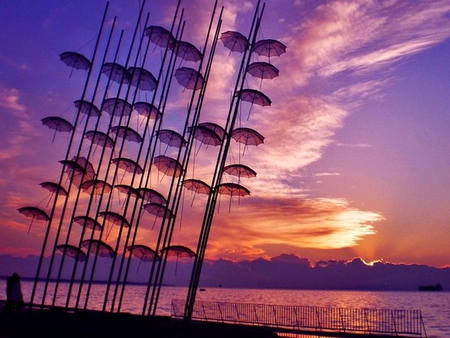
top-left (13, 280), bottom-right (450, 337)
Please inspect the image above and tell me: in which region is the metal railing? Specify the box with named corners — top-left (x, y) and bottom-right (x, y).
top-left (171, 300), bottom-right (427, 337)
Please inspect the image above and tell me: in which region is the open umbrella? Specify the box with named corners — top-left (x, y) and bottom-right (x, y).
top-left (174, 67), bottom-right (204, 91)
top-left (223, 164), bottom-right (257, 179)
top-left (39, 182), bottom-right (68, 206)
top-left (101, 62), bottom-right (131, 84)
top-left (198, 122), bottom-right (226, 140)
top-left (41, 116), bottom-right (74, 142)
top-left (128, 67), bottom-right (157, 92)
top-left (252, 39), bottom-right (287, 60)
top-left (218, 182), bottom-right (251, 212)
top-left (182, 178), bottom-right (211, 206)
top-left (152, 155), bottom-right (183, 179)
top-left (138, 188), bottom-right (167, 205)
top-left (188, 126), bottom-right (222, 147)
top-left (160, 245), bottom-right (195, 275)
top-left (74, 100), bottom-right (101, 118)
top-left (143, 203), bottom-right (173, 229)
top-left (247, 62), bottom-right (279, 80)
top-left (73, 215), bottom-right (102, 232)
top-left (80, 179), bottom-right (112, 197)
top-left (111, 157), bottom-right (143, 183)
top-left (170, 40), bottom-right (202, 63)
top-left (157, 129), bottom-right (187, 151)
top-left (59, 157), bottom-right (96, 188)
top-left (84, 130), bottom-right (114, 152)
top-left (59, 51), bottom-right (91, 76)
top-left (220, 31), bottom-right (248, 54)
top-left (127, 244), bottom-right (159, 273)
top-left (133, 102), bottom-right (162, 121)
top-left (99, 211), bottom-right (130, 239)
top-left (56, 244), bottom-right (86, 262)
top-left (18, 206), bottom-right (50, 234)
top-left (81, 239), bottom-right (115, 258)
top-left (231, 127), bottom-right (264, 155)
top-left (102, 98), bottom-right (133, 117)
top-left (110, 126), bottom-right (143, 143)
top-left (144, 25), bottom-right (175, 49)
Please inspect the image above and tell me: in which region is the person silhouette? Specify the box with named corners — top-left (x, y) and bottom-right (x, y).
top-left (5, 273), bottom-right (24, 312)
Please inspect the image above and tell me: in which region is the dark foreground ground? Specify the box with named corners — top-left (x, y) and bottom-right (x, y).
top-left (0, 303), bottom-right (277, 338)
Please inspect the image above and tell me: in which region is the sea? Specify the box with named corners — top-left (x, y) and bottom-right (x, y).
top-left (10, 280), bottom-right (450, 337)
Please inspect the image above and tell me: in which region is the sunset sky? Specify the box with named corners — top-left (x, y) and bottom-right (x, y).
top-left (1, 0), bottom-right (450, 269)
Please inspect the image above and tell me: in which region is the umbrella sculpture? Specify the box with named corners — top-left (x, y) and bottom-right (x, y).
top-left (188, 126), bottom-right (222, 147)
top-left (231, 127), bottom-right (265, 155)
top-left (99, 211), bottom-right (130, 239)
top-left (126, 244), bottom-right (159, 272)
top-left (18, 206), bottom-right (50, 234)
top-left (110, 126), bottom-right (143, 144)
top-left (111, 157), bottom-right (143, 183)
top-left (143, 202), bottom-right (173, 229)
top-left (41, 116), bottom-right (74, 142)
top-left (247, 62), bottom-right (279, 80)
top-left (74, 100), bottom-right (101, 118)
top-left (84, 130), bottom-right (115, 153)
top-left (59, 51), bottom-right (91, 76)
top-left (55, 244), bottom-right (86, 263)
top-left (223, 164), bottom-right (257, 179)
top-left (81, 239), bottom-right (115, 258)
top-left (220, 30), bottom-right (249, 54)
top-left (114, 184), bottom-right (141, 207)
top-left (174, 67), bottom-right (204, 91)
top-left (160, 245), bottom-right (195, 275)
top-left (236, 88), bottom-right (271, 119)
top-left (152, 155), bottom-right (183, 179)
top-left (102, 98), bottom-right (133, 117)
top-left (128, 67), bottom-right (157, 92)
top-left (182, 178), bottom-right (211, 206)
top-left (59, 157), bottom-right (96, 188)
top-left (39, 181), bottom-right (68, 206)
top-left (138, 188), bottom-right (167, 205)
top-left (157, 129), bottom-right (187, 153)
top-left (144, 25), bottom-right (175, 49)
top-left (73, 215), bottom-right (102, 232)
top-left (170, 40), bottom-right (202, 63)
top-left (80, 179), bottom-right (112, 197)
top-left (218, 182), bottom-right (251, 212)
top-left (198, 122), bottom-right (226, 141)
top-left (101, 62), bottom-right (131, 84)
top-left (252, 39), bottom-right (287, 60)
top-left (133, 102), bottom-right (162, 121)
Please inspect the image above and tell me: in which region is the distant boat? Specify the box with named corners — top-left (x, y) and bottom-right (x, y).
top-left (418, 283), bottom-right (442, 291)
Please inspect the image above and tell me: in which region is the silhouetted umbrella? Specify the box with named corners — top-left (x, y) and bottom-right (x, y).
top-left (236, 89), bottom-right (271, 107)
top-left (223, 164), bottom-right (257, 179)
top-left (143, 202), bottom-right (173, 229)
top-left (73, 215), bottom-right (102, 232)
top-left (56, 244), bottom-right (86, 262)
top-left (41, 116), bottom-right (74, 142)
top-left (252, 39), bottom-right (287, 59)
top-left (59, 51), bottom-right (91, 76)
top-left (144, 25), bottom-right (175, 48)
top-left (174, 67), bottom-right (204, 91)
top-left (81, 239), bottom-right (115, 258)
top-left (152, 155), bottom-right (183, 178)
top-left (188, 126), bottom-right (221, 147)
top-left (198, 122), bottom-right (226, 140)
top-left (59, 157), bottom-right (96, 188)
top-left (247, 62), bottom-right (279, 79)
top-left (102, 98), bottom-right (133, 117)
top-left (170, 40), bottom-right (202, 62)
top-left (101, 62), bottom-right (131, 84)
top-left (74, 100), bottom-right (101, 117)
top-left (231, 127), bottom-right (265, 150)
top-left (112, 157), bottom-right (143, 183)
top-left (220, 31), bottom-right (248, 53)
top-left (183, 178), bottom-right (211, 206)
top-left (157, 129), bottom-right (187, 150)
top-left (218, 182), bottom-right (250, 212)
top-left (80, 179), bottom-right (112, 196)
top-left (160, 245), bottom-right (195, 275)
top-left (133, 102), bottom-right (162, 120)
top-left (138, 188), bottom-right (167, 205)
top-left (18, 206), bottom-right (50, 234)
top-left (127, 244), bottom-right (158, 262)
top-left (84, 130), bottom-right (114, 150)
top-left (128, 67), bottom-right (157, 91)
top-left (114, 184), bottom-right (140, 199)
top-left (39, 182), bottom-right (68, 198)
top-left (99, 211), bottom-right (130, 239)
top-left (110, 126), bottom-right (143, 143)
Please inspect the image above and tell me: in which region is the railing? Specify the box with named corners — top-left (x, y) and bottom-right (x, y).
top-left (171, 300), bottom-right (427, 337)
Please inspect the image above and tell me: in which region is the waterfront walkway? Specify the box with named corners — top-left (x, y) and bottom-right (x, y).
top-left (171, 300), bottom-right (428, 337)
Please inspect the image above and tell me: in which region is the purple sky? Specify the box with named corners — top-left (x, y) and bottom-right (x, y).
top-left (1, 0), bottom-right (450, 268)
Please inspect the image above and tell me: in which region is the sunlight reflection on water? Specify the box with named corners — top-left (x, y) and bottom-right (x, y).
top-left (18, 281), bottom-right (450, 337)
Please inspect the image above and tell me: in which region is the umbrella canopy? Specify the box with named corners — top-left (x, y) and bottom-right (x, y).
top-left (152, 155), bottom-right (183, 178)
top-left (39, 182), bottom-right (68, 197)
top-left (74, 100), bottom-right (101, 117)
top-left (236, 89), bottom-right (271, 107)
top-left (102, 98), bottom-right (133, 117)
top-left (110, 126), bottom-right (143, 143)
top-left (223, 164), bottom-right (257, 179)
top-left (231, 127), bottom-right (265, 146)
top-left (188, 126), bottom-right (222, 147)
top-left (84, 130), bottom-right (114, 149)
top-left (111, 157), bottom-right (143, 175)
top-left (126, 244), bottom-right (159, 262)
top-left (198, 122), bottom-right (226, 141)
top-left (174, 67), bottom-right (204, 91)
top-left (80, 179), bottom-right (112, 195)
top-left (81, 239), bottom-right (115, 258)
top-left (41, 116), bottom-right (74, 142)
top-left (157, 129), bottom-right (187, 149)
top-left (143, 203), bottom-right (173, 220)
top-left (252, 39), bottom-right (287, 58)
top-left (220, 31), bottom-right (249, 53)
top-left (133, 102), bottom-right (162, 120)
top-left (144, 25), bottom-right (175, 48)
top-left (128, 67), bottom-right (157, 92)
top-left (138, 188), bottom-right (167, 205)
top-left (56, 244), bottom-right (86, 262)
top-left (99, 211), bottom-right (130, 228)
top-left (59, 157), bottom-right (96, 188)
top-left (218, 182), bottom-right (250, 197)
top-left (73, 215), bottom-right (102, 232)
top-left (101, 62), bottom-right (131, 84)
top-left (59, 51), bottom-right (91, 76)
top-left (182, 179), bottom-right (211, 195)
top-left (18, 206), bottom-right (50, 234)
top-left (114, 184), bottom-right (141, 199)
top-left (161, 245), bottom-right (195, 258)
top-left (246, 62), bottom-right (279, 80)
top-left (170, 40), bottom-right (202, 62)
